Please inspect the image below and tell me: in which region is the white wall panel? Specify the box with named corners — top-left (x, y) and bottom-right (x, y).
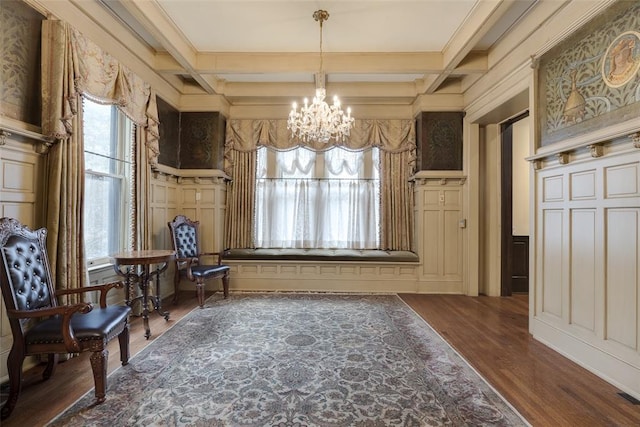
top-left (542, 209), bottom-right (563, 318)
top-left (543, 175), bottom-right (564, 202)
top-left (570, 209), bottom-right (596, 332)
top-left (605, 208), bottom-right (638, 350)
top-left (570, 170), bottom-right (596, 200)
top-left (605, 162), bottom-right (639, 199)
top-left (533, 144), bottom-right (640, 399)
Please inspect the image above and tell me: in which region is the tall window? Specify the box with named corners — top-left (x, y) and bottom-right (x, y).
top-left (254, 147), bottom-right (380, 249)
top-left (82, 98), bottom-right (134, 266)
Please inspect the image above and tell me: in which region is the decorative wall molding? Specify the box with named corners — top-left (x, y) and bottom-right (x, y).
top-left (0, 130), bottom-right (10, 146)
top-left (153, 163), bottom-right (231, 183)
top-left (0, 117), bottom-right (53, 153)
top-left (411, 170), bottom-right (467, 186)
top-left (557, 152), bottom-right (570, 165)
top-left (588, 143), bottom-right (604, 158)
top-left (529, 121), bottom-right (640, 163)
top-left (631, 132), bottom-right (640, 149)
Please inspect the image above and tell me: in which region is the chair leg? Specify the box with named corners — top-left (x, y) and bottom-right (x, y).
top-left (89, 349), bottom-right (109, 404)
top-left (118, 322), bottom-right (130, 366)
top-left (1, 346), bottom-right (25, 420)
top-left (196, 280), bottom-right (205, 308)
top-left (42, 353), bottom-right (59, 380)
top-left (222, 272), bottom-right (229, 298)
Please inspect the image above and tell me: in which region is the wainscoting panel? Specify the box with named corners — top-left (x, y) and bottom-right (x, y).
top-left (570, 209), bottom-right (596, 332)
top-left (443, 209), bottom-right (462, 278)
top-left (570, 170), bottom-right (596, 200)
top-left (413, 173), bottom-right (465, 293)
top-left (605, 162), bottom-right (639, 199)
top-left (149, 167), bottom-right (228, 297)
top-left (541, 209), bottom-right (564, 319)
top-left (605, 208), bottom-right (638, 350)
top-left (226, 261), bottom-right (420, 293)
top-left (543, 175), bottom-right (564, 202)
top-left (532, 139), bottom-right (640, 399)
top-left (421, 209), bottom-right (439, 277)
top-left (0, 134), bottom-right (45, 384)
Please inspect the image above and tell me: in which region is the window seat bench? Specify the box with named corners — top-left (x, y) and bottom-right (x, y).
top-left (224, 248), bottom-right (419, 263)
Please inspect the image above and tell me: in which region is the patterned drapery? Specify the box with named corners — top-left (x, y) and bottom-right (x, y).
top-left (42, 21), bottom-right (160, 168)
top-left (41, 20), bottom-right (156, 290)
top-left (224, 119), bottom-right (416, 251)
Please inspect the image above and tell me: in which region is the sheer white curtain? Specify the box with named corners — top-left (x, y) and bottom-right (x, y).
top-left (255, 147), bottom-right (380, 249)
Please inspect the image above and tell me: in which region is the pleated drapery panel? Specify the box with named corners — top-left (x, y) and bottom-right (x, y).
top-left (225, 150), bottom-right (258, 249)
top-left (41, 20), bottom-right (159, 290)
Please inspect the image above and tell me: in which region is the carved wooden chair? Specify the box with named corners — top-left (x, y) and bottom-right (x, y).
top-left (0, 217), bottom-right (131, 420)
top-left (168, 215), bottom-right (230, 307)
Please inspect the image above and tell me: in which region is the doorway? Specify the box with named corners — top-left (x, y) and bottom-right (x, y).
top-left (500, 112), bottom-right (530, 296)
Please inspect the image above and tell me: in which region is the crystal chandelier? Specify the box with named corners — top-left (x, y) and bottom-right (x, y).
top-left (287, 10), bottom-right (354, 143)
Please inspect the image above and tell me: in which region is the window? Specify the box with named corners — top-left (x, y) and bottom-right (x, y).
top-left (82, 98), bottom-right (134, 266)
top-left (254, 146), bottom-right (380, 249)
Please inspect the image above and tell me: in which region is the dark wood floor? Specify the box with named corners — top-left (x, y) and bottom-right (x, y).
top-left (2, 292), bottom-right (640, 426)
top-left (400, 294), bottom-right (640, 426)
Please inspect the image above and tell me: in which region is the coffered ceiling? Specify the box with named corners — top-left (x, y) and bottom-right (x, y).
top-left (97, 0), bottom-right (540, 106)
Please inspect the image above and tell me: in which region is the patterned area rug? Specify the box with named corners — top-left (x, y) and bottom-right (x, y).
top-left (50, 293), bottom-right (527, 426)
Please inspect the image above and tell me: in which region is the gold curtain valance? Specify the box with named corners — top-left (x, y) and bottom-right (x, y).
top-left (224, 118), bottom-right (416, 175)
top-left (41, 20), bottom-right (160, 168)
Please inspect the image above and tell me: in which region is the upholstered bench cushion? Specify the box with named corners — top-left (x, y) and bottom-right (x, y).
top-left (26, 305), bottom-right (131, 344)
top-left (224, 248), bottom-right (419, 262)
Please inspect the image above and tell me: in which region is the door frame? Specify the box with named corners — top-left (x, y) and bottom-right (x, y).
top-left (500, 111), bottom-right (529, 296)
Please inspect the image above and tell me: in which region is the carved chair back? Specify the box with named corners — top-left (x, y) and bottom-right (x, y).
top-left (170, 215), bottom-right (201, 260)
top-left (0, 218), bottom-right (56, 336)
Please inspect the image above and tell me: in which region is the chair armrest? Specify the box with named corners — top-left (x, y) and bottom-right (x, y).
top-left (199, 252), bottom-right (224, 265)
top-left (7, 303), bottom-right (93, 353)
top-left (56, 281), bottom-right (124, 308)
top-left (176, 257), bottom-right (199, 281)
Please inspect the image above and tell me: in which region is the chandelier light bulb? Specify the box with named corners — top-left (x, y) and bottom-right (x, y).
top-left (287, 9), bottom-right (354, 143)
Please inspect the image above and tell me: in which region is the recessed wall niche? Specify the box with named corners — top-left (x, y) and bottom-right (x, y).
top-left (156, 97), bottom-right (180, 168)
top-left (180, 112), bottom-right (226, 170)
top-left (415, 112), bottom-right (464, 171)
top-left (156, 103), bottom-right (226, 170)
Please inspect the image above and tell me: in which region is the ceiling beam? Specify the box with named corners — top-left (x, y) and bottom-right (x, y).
top-left (424, 0), bottom-right (517, 94)
top-left (152, 51), bottom-right (453, 75)
top-left (116, 0), bottom-right (219, 94)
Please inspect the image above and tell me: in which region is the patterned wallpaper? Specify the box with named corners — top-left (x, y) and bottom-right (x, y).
top-left (539, 1), bottom-right (640, 146)
top-left (0, 1), bottom-right (44, 125)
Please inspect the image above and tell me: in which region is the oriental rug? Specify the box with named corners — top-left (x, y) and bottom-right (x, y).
top-left (50, 293), bottom-right (528, 426)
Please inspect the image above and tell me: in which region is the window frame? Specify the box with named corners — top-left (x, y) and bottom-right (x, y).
top-left (254, 146), bottom-right (381, 249)
top-left (82, 99), bottom-right (134, 268)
